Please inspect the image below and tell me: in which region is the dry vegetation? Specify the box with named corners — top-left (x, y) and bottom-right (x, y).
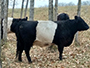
top-left (2, 6), bottom-right (90, 68)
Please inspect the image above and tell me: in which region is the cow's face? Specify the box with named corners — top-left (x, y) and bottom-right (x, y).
top-left (75, 16), bottom-right (89, 31)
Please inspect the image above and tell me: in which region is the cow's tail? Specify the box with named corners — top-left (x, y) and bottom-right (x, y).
top-left (15, 22), bottom-right (24, 58)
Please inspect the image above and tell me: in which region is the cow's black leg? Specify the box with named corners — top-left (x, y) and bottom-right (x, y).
top-left (16, 41), bottom-right (24, 62)
top-left (16, 41), bottom-right (20, 59)
top-left (18, 48), bottom-right (23, 62)
top-left (16, 49), bottom-right (18, 59)
top-left (25, 46), bottom-right (32, 63)
top-left (58, 45), bottom-right (64, 60)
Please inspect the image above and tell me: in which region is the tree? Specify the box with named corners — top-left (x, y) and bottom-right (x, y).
top-left (67, 2), bottom-right (75, 6)
top-left (58, 3), bottom-right (67, 6)
top-left (0, 0), bottom-right (2, 67)
top-left (9, 0), bottom-right (18, 8)
top-left (54, 0), bottom-right (58, 21)
top-left (77, 0), bottom-right (81, 16)
top-left (20, 0), bottom-right (25, 18)
top-left (29, 0), bottom-right (34, 20)
top-left (11, 0), bottom-right (15, 17)
top-left (3, 0), bottom-right (8, 42)
top-left (1, 0), bottom-right (4, 41)
top-left (24, 0), bottom-right (29, 17)
top-left (82, 1), bottom-right (90, 5)
top-left (1, 0), bottom-right (8, 43)
top-left (49, 0), bottom-right (53, 21)
top-left (0, 0), bottom-right (4, 67)
top-left (0, 0), bottom-right (8, 67)
top-left (75, 0), bottom-right (81, 45)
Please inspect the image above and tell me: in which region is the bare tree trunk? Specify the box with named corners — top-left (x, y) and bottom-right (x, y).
top-left (0, 0), bottom-right (8, 67)
top-left (29, 0), bottom-right (34, 20)
top-left (20, 0), bottom-right (24, 18)
top-left (0, 0), bottom-right (2, 67)
top-left (54, 0), bottom-right (58, 21)
top-left (77, 0), bottom-right (81, 16)
top-left (24, 0), bottom-right (29, 17)
top-left (11, 0), bottom-right (15, 17)
top-left (75, 0), bottom-right (81, 45)
top-left (3, 0), bottom-right (8, 42)
top-left (49, 0), bottom-right (58, 50)
top-left (49, 0), bottom-right (53, 21)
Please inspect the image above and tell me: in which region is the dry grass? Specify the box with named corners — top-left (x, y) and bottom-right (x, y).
top-left (2, 6), bottom-right (90, 68)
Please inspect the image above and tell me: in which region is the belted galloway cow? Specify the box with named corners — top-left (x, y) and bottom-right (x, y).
top-left (11, 16), bottom-right (89, 63)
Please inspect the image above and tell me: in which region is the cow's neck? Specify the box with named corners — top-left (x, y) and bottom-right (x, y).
top-left (69, 20), bottom-right (78, 35)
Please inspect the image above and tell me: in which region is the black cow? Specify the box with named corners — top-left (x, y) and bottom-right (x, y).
top-left (57, 13), bottom-right (69, 21)
top-left (11, 16), bottom-right (89, 63)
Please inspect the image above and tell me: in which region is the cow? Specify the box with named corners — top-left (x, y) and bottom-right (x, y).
top-left (57, 13), bottom-right (69, 21)
top-left (11, 16), bottom-right (89, 63)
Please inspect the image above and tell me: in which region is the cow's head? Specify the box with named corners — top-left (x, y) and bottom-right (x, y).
top-left (75, 16), bottom-right (89, 31)
top-left (57, 13), bottom-right (69, 21)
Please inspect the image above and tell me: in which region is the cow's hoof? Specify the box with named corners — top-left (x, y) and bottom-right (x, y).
top-left (18, 59), bottom-right (22, 62)
top-left (15, 59), bottom-right (22, 63)
top-left (59, 57), bottom-right (62, 60)
top-left (28, 61), bottom-right (32, 64)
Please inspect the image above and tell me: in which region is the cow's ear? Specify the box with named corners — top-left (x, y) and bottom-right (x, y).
top-left (75, 16), bottom-right (78, 19)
